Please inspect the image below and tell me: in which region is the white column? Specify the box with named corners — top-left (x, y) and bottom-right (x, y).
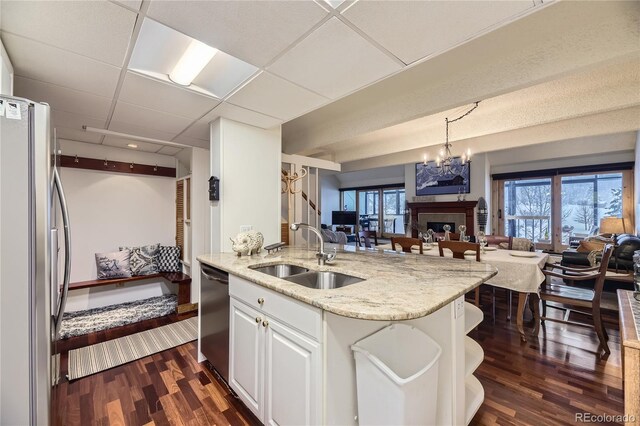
top-left (210, 118), bottom-right (282, 253)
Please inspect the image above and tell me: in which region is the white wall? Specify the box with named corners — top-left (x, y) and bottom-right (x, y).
top-left (190, 146), bottom-right (211, 304)
top-left (58, 141), bottom-right (177, 311)
top-left (320, 173), bottom-right (340, 225)
top-left (635, 132), bottom-right (640, 234)
top-left (210, 118), bottom-right (281, 252)
top-left (0, 38), bottom-right (13, 96)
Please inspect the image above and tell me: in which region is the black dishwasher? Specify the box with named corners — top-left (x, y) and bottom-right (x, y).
top-left (200, 264), bottom-right (230, 384)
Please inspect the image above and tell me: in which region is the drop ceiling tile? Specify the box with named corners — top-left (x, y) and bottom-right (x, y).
top-left (1, 0), bottom-right (137, 67)
top-left (182, 102), bottom-right (282, 140)
top-left (210, 102), bottom-right (282, 129)
top-left (119, 72), bottom-right (220, 119)
top-left (268, 17), bottom-right (401, 99)
top-left (51, 109), bottom-right (106, 133)
top-left (1, 32), bottom-right (120, 98)
top-left (157, 146), bottom-right (183, 156)
top-left (110, 0), bottom-right (142, 12)
top-left (55, 127), bottom-right (104, 144)
top-left (111, 101), bottom-right (196, 136)
top-left (108, 120), bottom-right (178, 141)
top-left (343, 0), bottom-right (535, 65)
top-left (146, 0), bottom-right (329, 67)
top-left (192, 50), bottom-right (259, 99)
top-left (226, 72), bottom-right (328, 120)
top-left (181, 120), bottom-right (210, 141)
top-left (103, 136), bottom-right (165, 153)
top-left (172, 134), bottom-right (209, 149)
top-left (14, 76), bottom-right (112, 119)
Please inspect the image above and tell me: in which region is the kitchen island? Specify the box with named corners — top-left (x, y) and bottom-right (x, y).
top-left (198, 246), bottom-right (497, 425)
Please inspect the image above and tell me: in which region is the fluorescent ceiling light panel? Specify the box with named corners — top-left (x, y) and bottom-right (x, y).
top-left (129, 18), bottom-right (258, 98)
top-left (322, 0), bottom-right (347, 9)
top-left (169, 39), bottom-right (217, 86)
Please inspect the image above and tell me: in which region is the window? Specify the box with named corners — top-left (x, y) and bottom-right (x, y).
top-left (494, 167), bottom-right (630, 252)
top-left (503, 178), bottom-right (552, 244)
top-left (561, 173), bottom-right (623, 244)
top-left (340, 186), bottom-right (405, 236)
top-left (342, 190), bottom-right (356, 211)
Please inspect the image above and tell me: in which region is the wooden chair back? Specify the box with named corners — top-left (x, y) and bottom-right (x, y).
top-left (357, 231), bottom-right (378, 248)
top-left (591, 245), bottom-right (614, 305)
top-left (438, 240), bottom-right (481, 262)
top-left (485, 235), bottom-right (512, 249)
top-left (391, 237), bottom-right (423, 254)
top-left (434, 232), bottom-right (460, 241)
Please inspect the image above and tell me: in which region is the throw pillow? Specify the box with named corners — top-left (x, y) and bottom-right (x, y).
top-left (157, 246), bottom-right (181, 272)
top-left (95, 250), bottom-right (132, 279)
top-left (577, 240), bottom-right (606, 253)
top-left (511, 237), bottom-right (534, 251)
top-left (119, 244), bottom-right (160, 276)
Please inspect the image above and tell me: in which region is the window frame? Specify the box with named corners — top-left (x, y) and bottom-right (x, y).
top-left (340, 184), bottom-right (406, 237)
top-left (492, 168), bottom-right (632, 253)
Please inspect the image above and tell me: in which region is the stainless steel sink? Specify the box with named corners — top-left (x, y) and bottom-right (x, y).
top-left (250, 263), bottom-right (309, 278)
top-left (283, 271), bottom-right (364, 290)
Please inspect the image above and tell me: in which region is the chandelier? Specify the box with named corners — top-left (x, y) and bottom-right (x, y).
top-left (423, 101), bottom-right (480, 176)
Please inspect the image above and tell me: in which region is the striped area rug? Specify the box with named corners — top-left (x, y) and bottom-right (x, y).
top-left (67, 316), bottom-right (198, 380)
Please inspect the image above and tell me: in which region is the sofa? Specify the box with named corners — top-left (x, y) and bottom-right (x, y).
top-left (320, 227), bottom-right (348, 245)
top-left (561, 233), bottom-right (640, 273)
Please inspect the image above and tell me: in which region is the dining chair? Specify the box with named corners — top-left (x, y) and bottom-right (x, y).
top-left (438, 240), bottom-right (481, 306)
top-left (534, 244), bottom-right (613, 354)
top-left (485, 235), bottom-right (513, 249)
top-left (391, 237), bottom-right (423, 254)
top-left (435, 232), bottom-right (461, 241)
top-left (357, 231), bottom-right (378, 248)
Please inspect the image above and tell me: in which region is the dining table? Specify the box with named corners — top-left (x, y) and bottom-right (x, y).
top-left (377, 242), bottom-right (549, 340)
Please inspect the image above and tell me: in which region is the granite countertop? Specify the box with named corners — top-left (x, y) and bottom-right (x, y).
top-left (197, 246), bottom-right (497, 321)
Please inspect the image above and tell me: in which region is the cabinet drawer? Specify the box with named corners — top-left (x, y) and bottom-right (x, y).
top-left (229, 275), bottom-right (322, 341)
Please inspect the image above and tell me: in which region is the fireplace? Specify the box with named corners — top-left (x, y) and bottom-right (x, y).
top-left (408, 201), bottom-right (477, 238)
top-left (427, 221), bottom-right (457, 233)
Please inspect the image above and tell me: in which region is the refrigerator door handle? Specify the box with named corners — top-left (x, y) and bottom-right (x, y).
top-left (52, 166), bottom-right (71, 338)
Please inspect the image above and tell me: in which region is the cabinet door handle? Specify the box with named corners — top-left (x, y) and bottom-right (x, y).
top-left (258, 297), bottom-right (265, 305)
top-left (255, 317), bottom-right (262, 323)
top-left (262, 320), bottom-right (269, 328)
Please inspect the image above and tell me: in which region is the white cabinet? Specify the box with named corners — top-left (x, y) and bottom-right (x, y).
top-left (229, 298), bottom-right (263, 418)
top-left (264, 316), bottom-right (320, 425)
top-left (229, 275), bottom-right (322, 425)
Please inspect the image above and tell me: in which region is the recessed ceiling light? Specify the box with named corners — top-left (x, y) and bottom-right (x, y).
top-left (127, 143), bottom-right (138, 148)
top-left (169, 39), bottom-right (217, 86)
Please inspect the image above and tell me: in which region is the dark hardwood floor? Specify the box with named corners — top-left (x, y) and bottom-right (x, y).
top-left (470, 290), bottom-right (622, 426)
top-left (53, 293), bottom-right (623, 425)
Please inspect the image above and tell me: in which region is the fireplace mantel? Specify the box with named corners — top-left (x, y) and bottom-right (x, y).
top-left (408, 201), bottom-right (478, 237)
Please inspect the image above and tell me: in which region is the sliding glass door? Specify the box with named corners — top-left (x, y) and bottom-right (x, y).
top-left (560, 173), bottom-right (623, 245)
top-left (358, 190), bottom-right (379, 233)
top-left (503, 178), bottom-right (552, 249)
top-left (341, 186), bottom-right (406, 238)
top-left (495, 169), bottom-right (629, 252)
top-left (382, 188), bottom-right (405, 235)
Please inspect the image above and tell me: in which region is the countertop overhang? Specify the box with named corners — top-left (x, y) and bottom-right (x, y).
top-left (197, 246), bottom-right (497, 321)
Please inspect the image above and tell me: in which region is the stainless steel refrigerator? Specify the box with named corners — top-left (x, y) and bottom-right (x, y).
top-left (0, 96), bottom-right (71, 425)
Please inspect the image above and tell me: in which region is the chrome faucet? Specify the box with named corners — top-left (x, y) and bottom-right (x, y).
top-left (290, 223), bottom-right (337, 266)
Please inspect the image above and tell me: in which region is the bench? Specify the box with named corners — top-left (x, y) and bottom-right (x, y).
top-left (67, 272), bottom-right (195, 314)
